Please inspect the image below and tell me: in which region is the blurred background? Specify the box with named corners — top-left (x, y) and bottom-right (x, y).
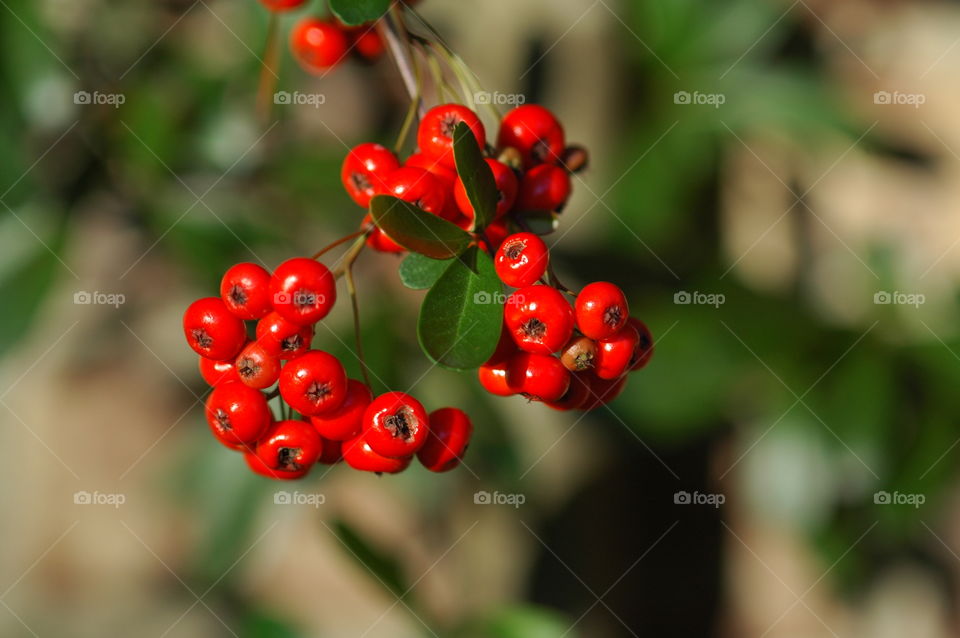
top-left (2, 0), bottom-right (960, 635)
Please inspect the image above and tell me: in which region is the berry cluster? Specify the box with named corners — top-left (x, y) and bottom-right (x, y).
top-left (341, 103), bottom-right (583, 253)
top-left (182, 258), bottom-right (472, 479)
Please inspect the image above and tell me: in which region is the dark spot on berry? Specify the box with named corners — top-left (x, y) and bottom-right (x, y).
top-left (278, 447), bottom-right (302, 471)
top-left (215, 408), bottom-right (231, 430)
top-left (229, 284), bottom-right (247, 307)
top-left (603, 306), bottom-right (623, 328)
top-left (237, 357), bottom-right (259, 378)
top-left (532, 140), bottom-right (551, 162)
top-left (384, 407), bottom-right (416, 442)
top-left (504, 239), bottom-right (526, 261)
top-left (351, 171), bottom-right (372, 192)
top-left (192, 328), bottom-right (213, 349)
top-left (306, 381), bottom-right (331, 404)
top-left (440, 114), bottom-right (461, 138)
top-left (521, 318), bottom-right (547, 341)
top-left (282, 334), bottom-right (303, 352)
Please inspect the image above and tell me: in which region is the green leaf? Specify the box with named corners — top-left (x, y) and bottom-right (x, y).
top-left (453, 121), bottom-right (498, 231)
top-left (331, 519), bottom-right (407, 600)
top-left (328, 0), bottom-right (390, 26)
top-left (0, 237), bottom-right (61, 358)
top-left (484, 606), bottom-right (578, 638)
top-left (417, 246), bottom-right (503, 370)
top-left (398, 253), bottom-right (453, 290)
top-left (369, 195), bottom-right (472, 259)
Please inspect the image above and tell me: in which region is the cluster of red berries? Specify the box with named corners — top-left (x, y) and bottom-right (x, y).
top-left (484, 240), bottom-right (653, 409)
top-left (340, 103), bottom-right (582, 253)
top-left (182, 258), bottom-right (472, 479)
top-left (257, 0), bottom-right (391, 73)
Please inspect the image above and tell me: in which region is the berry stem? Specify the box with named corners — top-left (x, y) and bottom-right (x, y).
top-left (255, 12), bottom-right (281, 124)
top-left (332, 232), bottom-right (369, 280)
top-left (312, 230), bottom-right (366, 260)
top-left (344, 260), bottom-right (374, 390)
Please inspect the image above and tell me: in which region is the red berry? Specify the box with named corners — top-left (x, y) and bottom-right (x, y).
top-left (205, 381), bottom-right (271, 448)
top-left (220, 263), bottom-right (272, 320)
top-left (506, 352), bottom-right (570, 402)
top-left (481, 219), bottom-right (511, 252)
top-left (504, 285), bottom-right (575, 354)
top-left (341, 143), bottom-right (400, 208)
top-left (494, 232), bottom-right (549, 288)
top-left (628, 318), bottom-right (654, 370)
top-left (581, 373), bottom-right (627, 410)
top-left (497, 104), bottom-right (565, 167)
top-left (244, 451), bottom-right (309, 480)
top-left (515, 164), bottom-right (571, 212)
top-left (279, 351), bottom-right (348, 416)
top-left (405, 152), bottom-right (458, 187)
top-left (417, 103), bottom-right (485, 169)
top-left (594, 323), bottom-right (640, 380)
top-left (199, 356), bottom-right (241, 386)
top-left (545, 372), bottom-right (591, 411)
top-left (362, 392), bottom-right (430, 458)
top-left (317, 436), bottom-right (343, 465)
top-left (575, 282), bottom-right (628, 340)
top-left (417, 407), bottom-right (472, 472)
top-left (478, 362), bottom-right (513, 396)
top-left (255, 419), bottom-right (323, 473)
top-left (290, 18), bottom-right (349, 73)
top-left (183, 297), bottom-right (247, 361)
top-left (235, 342), bottom-right (281, 389)
top-left (361, 213), bottom-right (405, 253)
top-left (381, 166), bottom-right (451, 219)
top-left (453, 158), bottom-right (518, 225)
top-left (255, 311), bottom-right (313, 359)
top-left (559, 335), bottom-right (597, 372)
top-left (269, 257), bottom-right (337, 326)
top-left (259, 0), bottom-right (307, 11)
top-left (351, 29), bottom-right (384, 59)
top-left (342, 435), bottom-right (412, 474)
top-left (309, 378), bottom-right (373, 441)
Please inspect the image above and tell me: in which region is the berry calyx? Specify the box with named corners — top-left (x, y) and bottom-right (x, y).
top-left (205, 381), bottom-right (271, 448)
top-left (362, 391), bottom-right (430, 458)
top-left (574, 281), bottom-right (629, 340)
top-left (255, 311), bottom-right (314, 358)
top-left (494, 232), bottom-right (549, 288)
top-left (515, 164), bottom-right (571, 212)
top-left (506, 352), bottom-right (571, 402)
top-left (235, 342), bottom-right (281, 390)
top-left (341, 143), bottom-right (400, 208)
top-left (417, 407), bottom-right (472, 473)
top-left (291, 18), bottom-right (349, 74)
top-left (255, 419), bottom-right (323, 473)
top-left (453, 158), bottom-right (518, 224)
top-left (594, 323), bottom-right (640, 380)
top-left (342, 436), bottom-right (412, 474)
top-left (269, 257), bottom-right (337, 326)
top-left (244, 452), bottom-right (309, 480)
top-left (279, 350), bottom-right (348, 416)
top-left (504, 285), bottom-right (575, 354)
top-left (497, 104), bottom-right (565, 168)
top-left (309, 378), bottom-right (373, 441)
top-left (220, 263), bottom-right (272, 320)
top-left (560, 335), bottom-right (597, 372)
top-left (183, 297), bottom-right (247, 361)
top-left (417, 103), bottom-right (485, 169)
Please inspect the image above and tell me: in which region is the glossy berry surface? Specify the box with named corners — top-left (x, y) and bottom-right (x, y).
top-left (244, 452), bottom-right (309, 480)
top-left (255, 419), bottom-right (323, 473)
top-left (560, 336), bottom-right (597, 372)
top-left (381, 166), bottom-right (451, 218)
top-left (453, 158), bottom-right (518, 224)
top-left (258, 0), bottom-right (307, 11)
top-left (504, 285), bottom-right (575, 354)
top-left (291, 18), bottom-right (349, 73)
top-left (515, 164), bottom-right (571, 212)
top-left (205, 381), bottom-right (271, 448)
top-left (417, 104), bottom-right (485, 169)
top-left (183, 297), bottom-right (247, 361)
top-left (362, 392), bottom-right (430, 458)
top-left (279, 350), bottom-right (348, 416)
top-left (628, 317), bottom-right (654, 370)
top-left (506, 352), bottom-right (571, 402)
top-left (342, 436), bottom-right (412, 474)
top-left (309, 378), bottom-right (373, 441)
top-left (199, 356), bottom-right (241, 386)
top-left (269, 257), bottom-right (337, 326)
top-left (255, 311), bottom-right (313, 358)
top-left (341, 143), bottom-right (400, 208)
top-left (594, 323), bottom-right (640, 380)
top-left (235, 342), bottom-right (281, 390)
top-left (497, 104), bottom-right (565, 167)
top-left (494, 232), bottom-right (549, 288)
top-left (575, 281), bottom-right (629, 340)
top-left (220, 262), bottom-right (272, 320)
top-left (417, 407), bottom-right (472, 472)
